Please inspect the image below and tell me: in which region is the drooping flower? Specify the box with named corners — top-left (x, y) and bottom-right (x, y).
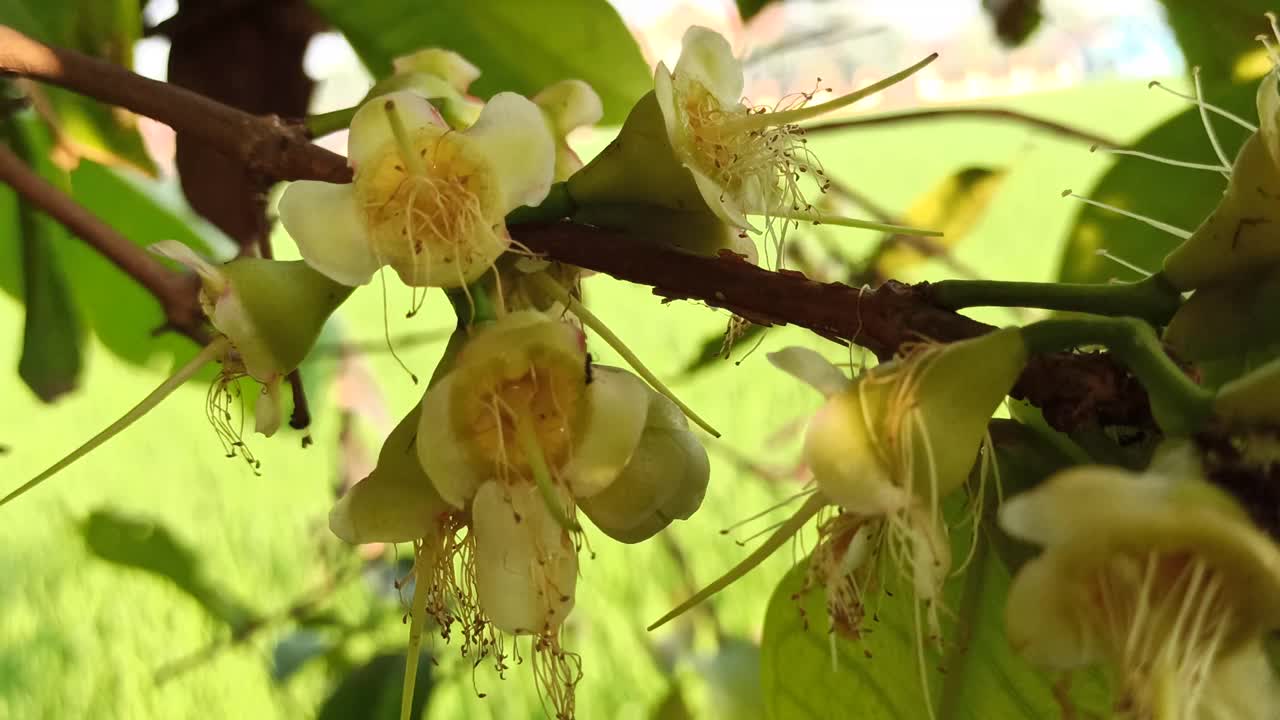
top-left (1000, 452), bottom-right (1280, 719)
top-left (151, 241), bottom-right (351, 438)
top-left (566, 26), bottom-right (937, 261)
top-left (279, 90), bottom-right (555, 289)
top-left (415, 310), bottom-right (651, 508)
top-left (368, 47), bottom-right (483, 129)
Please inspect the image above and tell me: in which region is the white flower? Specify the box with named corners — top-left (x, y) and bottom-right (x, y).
top-left (279, 90), bottom-right (555, 289)
top-left (533, 79), bottom-right (603, 181)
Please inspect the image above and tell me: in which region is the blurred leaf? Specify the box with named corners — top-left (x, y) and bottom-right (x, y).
top-left (0, 0), bottom-right (154, 173)
top-left (317, 651), bottom-right (432, 720)
top-left (873, 166), bottom-right (1007, 278)
top-left (680, 322), bottom-right (764, 376)
top-left (651, 683), bottom-right (693, 720)
top-left (736, 0), bottom-right (773, 22)
top-left (1158, 1), bottom-right (1275, 86)
top-left (698, 637), bottom-right (766, 720)
top-left (759, 510), bottom-right (1108, 719)
top-left (982, 0), bottom-right (1042, 47)
top-left (308, 0), bottom-right (651, 125)
top-left (1057, 81), bottom-right (1255, 285)
top-left (5, 112), bottom-right (84, 401)
top-left (271, 628), bottom-right (334, 683)
top-left (80, 509), bottom-right (260, 632)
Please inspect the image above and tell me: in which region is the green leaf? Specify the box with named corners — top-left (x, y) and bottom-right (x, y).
top-left (873, 166), bottom-right (1007, 278)
top-left (6, 113), bottom-right (84, 401)
top-left (317, 651), bottom-right (433, 720)
top-left (308, 0), bottom-right (651, 125)
top-left (1158, 1), bottom-right (1276, 86)
top-left (1057, 81), bottom-right (1255, 285)
top-left (80, 509), bottom-right (260, 632)
top-left (760, 510), bottom-right (1109, 719)
top-left (271, 628), bottom-right (334, 683)
top-left (651, 683), bottom-right (693, 720)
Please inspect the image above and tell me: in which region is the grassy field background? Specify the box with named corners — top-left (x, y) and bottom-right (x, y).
top-left (0, 79), bottom-right (1180, 719)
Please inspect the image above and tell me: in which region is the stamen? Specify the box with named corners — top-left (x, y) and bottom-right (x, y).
top-left (378, 267), bottom-right (420, 384)
top-left (1089, 144), bottom-right (1230, 173)
top-left (1, 337), bottom-right (231, 507)
top-left (720, 54), bottom-right (939, 133)
top-left (1094, 249), bottom-right (1153, 278)
top-left (1146, 81), bottom-right (1257, 131)
top-left (1061, 190), bottom-right (1192, 240)
top-left (385, 99), bottom-right (428, 177)
top-left (1259, 31), bottom-right (1280, 68)
top-left (648, 493), bottom-right (827, 631)
top-left (720, 486), bottom-right (818, 535)
top-left (1191, 68), bottom-right (1233, 170)
top-left (527, 273), bottom-right (721, 438)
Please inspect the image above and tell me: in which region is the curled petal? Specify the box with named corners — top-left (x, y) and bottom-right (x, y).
top-left (671, 26), bottom-right (743, 106)
top-left (277, 181), bottom-right (380, 287)
top-left (472, 480), bottom-right (577, 634)
top-left (534, 79), bottom-right (603, 135)
top-left (465, 92), bottom-right (557, 211)
top-left (254, 378), bottom-right (283, 438)
top-left (1005, 553), bottom-right (1097, 669)
top-left (562, 367), bottom-right (650, 498)
top-left (415, 374), bottom-right (488, 508)
top-left (392, 48), bottom-right (481, 93)
top-left (768, 347), bottom-right (851, 398)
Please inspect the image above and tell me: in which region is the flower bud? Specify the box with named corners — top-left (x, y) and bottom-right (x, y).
top-left (329, 402), bottom-right (451, 544)
top-left (369, 48), bottom-right (483, 129)
top-left (579, 368), bottom-right (710, 543)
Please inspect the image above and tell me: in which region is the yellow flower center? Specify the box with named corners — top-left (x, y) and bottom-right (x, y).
top-left (356, 132), bottom-right (502, 286)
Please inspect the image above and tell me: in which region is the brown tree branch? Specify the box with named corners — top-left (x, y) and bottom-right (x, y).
top-left (0, 25), bottom-right (349, 184)
top-left (0, 143), bottom-right (209, 344)
top-left (0, 24), bottom-right (1153, 433)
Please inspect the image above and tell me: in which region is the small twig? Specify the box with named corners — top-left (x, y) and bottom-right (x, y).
top-left (804, 106), bottom-right (1117, 147)
top-left (0, 24), bottom-right (349, 183)
top-left (287, 369), bottom-right (311, 435)
top-left (0, 143), bottom-right (209, 343)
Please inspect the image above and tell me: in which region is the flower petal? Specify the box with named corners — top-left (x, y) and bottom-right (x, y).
top-left (348, 90), bottom-right (447, 169)
top-left (562, 366), bottom-right (650, 498)
top-left (768, 347), bottom-right (851, 398)
top-left (392, 48), bottom-right (481, 93)
top-left (534, 79), bottom-right (603, 135)
top-left (277, 180), bottom-right (380, 287)
top-left (415, 374), bottom-right (487, 508)
top-left (673, 26), bottom-right (743, 106)
top-left (688, 163), bottom-right (755, 230)
top-left (254, 379), bottom-right (283, 438)
top-left (804, 383), bottom-right (907, 514)
top-left (148, 241), bottom-right (226, 292)
top-left (1005, 553), bottom-right (1096, 669)
top-left (463, 92), bottom-right (556, 211)
top-left (472, 480), bottom-right (577, 634)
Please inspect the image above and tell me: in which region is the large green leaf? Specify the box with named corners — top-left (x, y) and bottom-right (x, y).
top-left (760, 506), bottom-right (1108, 719)
top-left (1057, 81), bottom-right (1255, 284)
top-left (80, 508), bottom-right (260, 633)
top-left (6, 112), bottom-right (84, 401)
top-left (308, 0), bottom-right (651, 125)
top-left (1158, 1), bottom-right (1276, 86)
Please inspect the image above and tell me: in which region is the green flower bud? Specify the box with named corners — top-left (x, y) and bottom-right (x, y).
top-left (1163, 131), bottom-right (1280, 291)
top-left (329, 402), bottom-right (451, 544)
top-left (367, 48), bottom-right (483, 129)
top-left (579, 367), bottom-right (710, 543)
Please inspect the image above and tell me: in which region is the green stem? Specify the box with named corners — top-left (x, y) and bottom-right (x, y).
top-left (648, 493), bottom-right (826, 631)
top-left (1, 337), bottom-right (230, 508)
top-left (505, 182), bottom-right (576, 225)
top-left (400, 547), bottom-right (431, 720)
top-left (303, 106), bottom-right (359, 138)
top-left (514, 410), bottom-right (581, 532)
top-left (1021, 317), bottom-right (1213, 435)
top-left (930, 273), bottom-right (1182, 326)
top-left (445, 279), bottom-right (497, 327)
top-left (527, 272), bottom-right (721, 438)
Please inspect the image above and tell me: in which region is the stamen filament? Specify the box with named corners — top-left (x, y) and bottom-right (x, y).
top-left (722, 53), bottom-right (940, 133)
top-left (515, 408), bottom-right (581, 532)
top-left (1146, 81), bottom-right (1257, 131)
top-left (767, 208), bottom-right (944, 236)
top-left (1191, 68), bottom-right (1233, 170)
top-left (1089, 144), bottom-right (1230, 173)
top-left (1, 337), bottom-right (231, 508)
top-left (648, 493), bottom-right (827, 631)
top-left (385, 99), bottom-right (428, 177)
top-left (400, 545), bottom-right (433, 720)
top-left (527, 273), bottom-right (721, 438)
top-left (1061, 190), bottom-right (1192, 239)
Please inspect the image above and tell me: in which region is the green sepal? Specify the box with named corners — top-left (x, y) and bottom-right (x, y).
top-left (1214, 355), bottom-right (1280, 428)
top-left (329, 401), bottom-right (451, 544)
top-left (573, 203), bottom-right (746, 258)
top-left (221, 258), bottom-right (354, 375)
top-left (579, 370), bottom-right (710, 543)
top-left (1164, 264), bottom-right (1280, 363)
top-left (1163, 131), bottom-right (1280, 290)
